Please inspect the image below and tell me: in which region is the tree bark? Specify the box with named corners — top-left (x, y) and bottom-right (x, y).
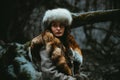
top-left (71, 9), bottom-right (120, 28)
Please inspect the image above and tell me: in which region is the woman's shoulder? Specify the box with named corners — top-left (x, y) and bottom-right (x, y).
top-left (31, 34), bottom-right (43, 45)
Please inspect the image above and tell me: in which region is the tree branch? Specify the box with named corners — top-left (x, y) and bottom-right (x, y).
top-left (71, 9), bottom-right (120, 28)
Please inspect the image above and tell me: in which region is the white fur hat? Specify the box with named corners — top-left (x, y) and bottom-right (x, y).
top-left (42, 8), bottom-right (72, 30)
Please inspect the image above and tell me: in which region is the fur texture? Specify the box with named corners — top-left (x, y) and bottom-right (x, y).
top-left (31, 31), bottom-right (72, 75)
top-left (42, 8), bottom-right (72, 31)
top-left (30, 31), bottom-right (83, 75)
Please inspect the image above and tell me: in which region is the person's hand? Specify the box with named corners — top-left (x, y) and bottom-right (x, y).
top-left (46, 42), bottom-right (53, 53)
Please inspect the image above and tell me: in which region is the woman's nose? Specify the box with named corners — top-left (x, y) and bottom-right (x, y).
top-left (56, 26), bottom-right (61, 30)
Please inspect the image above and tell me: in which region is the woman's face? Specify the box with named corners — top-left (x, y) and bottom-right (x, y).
top-left (51, 21), bottom-right (65, 37)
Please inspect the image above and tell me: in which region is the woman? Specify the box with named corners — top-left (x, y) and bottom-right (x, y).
top-left (30, 8), bottom-right (87, 80)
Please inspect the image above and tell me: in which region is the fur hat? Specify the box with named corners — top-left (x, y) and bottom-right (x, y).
top-left (42, 8), bottom-right (72, 31)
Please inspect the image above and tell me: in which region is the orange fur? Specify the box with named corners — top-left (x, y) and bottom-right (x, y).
top-left (30, 31), bottom-right (83, 75)
top-left (31, 31), bottom-right (72, 75)
top-left (68, 35), bottom-right (82, 58)
top-left (68, 35), bottom-right (83, 75)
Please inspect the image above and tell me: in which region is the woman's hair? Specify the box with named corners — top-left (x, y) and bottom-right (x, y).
top-left (41, 8), bottom-right (73, 47)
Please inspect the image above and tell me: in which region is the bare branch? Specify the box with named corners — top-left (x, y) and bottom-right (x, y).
top-left (71, 9), bottom-right (120, 28)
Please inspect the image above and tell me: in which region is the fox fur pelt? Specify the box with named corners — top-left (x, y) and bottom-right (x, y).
top-left (30, 31), bottom-right (83, 75)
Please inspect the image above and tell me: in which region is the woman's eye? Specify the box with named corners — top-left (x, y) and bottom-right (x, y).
top-left (60, 25), bottom-right (64, 28)
top-left (52, 24), bottom-right (57, 27)
top-left (51, 22), bottom-right (65, 28)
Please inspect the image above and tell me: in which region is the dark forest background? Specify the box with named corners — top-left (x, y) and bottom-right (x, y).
top-left (0, 0), bottom-right (120, 80)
